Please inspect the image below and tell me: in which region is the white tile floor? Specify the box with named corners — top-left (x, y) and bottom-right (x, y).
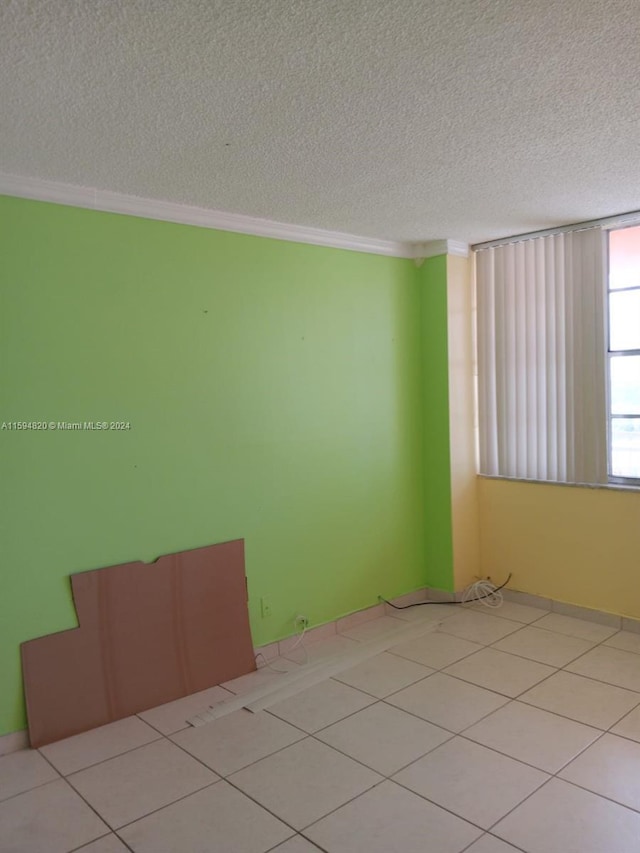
top-left (4, 602), bottom-right (640, 852)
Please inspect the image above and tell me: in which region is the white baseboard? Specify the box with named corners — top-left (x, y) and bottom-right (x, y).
top-left (502, 588), bottom-right (640, 630)
top-left (421, 583), bottom-right (640, 632)
top-left (0, 728), bottom-right (29, 756)
top-left (255, 590), bottom-right (427, 663)
top-left (7, 584), bottom-right (635, 753)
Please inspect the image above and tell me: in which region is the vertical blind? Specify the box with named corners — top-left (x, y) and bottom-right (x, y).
top-left (476, 227), bottom-right (607, 485)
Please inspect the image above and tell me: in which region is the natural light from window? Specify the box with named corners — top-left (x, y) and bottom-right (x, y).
top-left (609, 225), bottom-right (640, 481)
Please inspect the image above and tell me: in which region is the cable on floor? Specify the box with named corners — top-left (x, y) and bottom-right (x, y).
top-left (460, 578), bottom-right (505, 608)
top-left (254, 652), bottom-right (290, 673)
top-left (379, 573), bottom-right (512, 610)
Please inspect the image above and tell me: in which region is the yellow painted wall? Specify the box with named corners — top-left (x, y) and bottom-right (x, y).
top-left (442, 251), bottom-right (640, 614)
top-left (446, 255), bottom-right (480, 590)
top-left (479, 477), bottom-right (640, 618)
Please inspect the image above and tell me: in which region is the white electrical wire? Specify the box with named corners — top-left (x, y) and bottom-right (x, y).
top-left (461, 578), bottom-right (504, 608)
top-left (254, 617), bottom-right (310, 675)
top-left (254, 652), bottom-right (290, 674)
top-left (285, 619), bottom-right (309, 664)
top-left (380, 573), bottom-right (511, 614)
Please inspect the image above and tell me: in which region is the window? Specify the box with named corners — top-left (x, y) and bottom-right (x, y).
top-left (475, 226), bottom-right (610, 486)
top-left (608, 225), bottom-right (640, 483)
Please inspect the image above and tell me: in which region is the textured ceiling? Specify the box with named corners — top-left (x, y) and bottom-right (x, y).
top-left (1, 0), bottom-right (639, 244)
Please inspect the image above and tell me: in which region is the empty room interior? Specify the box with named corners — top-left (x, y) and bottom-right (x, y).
top-left (2, 2), bottom-right (640, 852)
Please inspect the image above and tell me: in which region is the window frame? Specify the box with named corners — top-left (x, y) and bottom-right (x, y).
top-left (606, 225), bottom-right (640, 487)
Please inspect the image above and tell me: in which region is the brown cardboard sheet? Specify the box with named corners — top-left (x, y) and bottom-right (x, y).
top-left (21, 539), bottom-right (256, 747)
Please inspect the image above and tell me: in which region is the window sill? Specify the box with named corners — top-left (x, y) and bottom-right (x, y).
top-left (477, 474), bottom-right (640, 494)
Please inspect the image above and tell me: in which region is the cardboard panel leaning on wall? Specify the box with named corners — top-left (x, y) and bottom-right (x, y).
top-left (0, 194), bottom-right (431, 735)
top-left (22, 540), bottom-right (255, 747)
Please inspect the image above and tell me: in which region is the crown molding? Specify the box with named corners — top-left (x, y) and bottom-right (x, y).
top-left (0, 172), bottom-right (469, 260)
top-left (0, 172), bottom-right (416, 258)
top-left (445, 239), bottom-right (470, 257)
top-left (411, 239), bottom-right (469, 259)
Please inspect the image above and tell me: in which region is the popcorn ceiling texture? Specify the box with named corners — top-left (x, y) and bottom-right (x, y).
top-left (1, 0), bottom-right (639, 243)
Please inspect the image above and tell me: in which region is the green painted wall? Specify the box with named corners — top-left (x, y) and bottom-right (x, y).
top-left (0, 195), bottom-right (455, 736)
top-left (418, 256), bottom-right (454, 591)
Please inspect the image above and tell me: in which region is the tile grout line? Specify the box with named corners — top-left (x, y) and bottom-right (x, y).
top-left (437, 617), bottom-right (640, 726)
top-left (368, 620), bottom-right (640, 774)
top-left (42, 726), bottom-right (165, 775)
top-left (187, 655), bottom-right (640, 843)
top-left (477, 758), bottom-right (613, 843)
top-left (224, 766), bottom-right (382, 839)
top-left (281, 704), bottom-right (640, 846)
top-left (38, 748), bottom-right (119, 830)
top-left (28, 625), bottom-right (625, 777)
top-left (385, 644), bottom-right (482, 669)
top-left (176, 688), bottom-right (539, 798)
top-left (170, 713), bottom-right (309, 776)
top-left (11, 627), bottom-right (440, 810)
top-left (108, 778), bottom-right (222, 832)
top-left (561, 643), bottom-right (640, 684)
top-left (191, 616), bottom-right (447, 724)
top-left (0, 773), bottom-right (64, 806)
top-left (133, 712), bottom-right (172, 736)
top-left (389, 772), bottom-right (538, 838)
top-left (263, 699), bottom-right (376, 738)
top-left (1, 602), bottom-right (633, 743)
top-left (10, 740), bottom-right (631, 840)
top-left (0, 623), bottom-right (633, 853)
top-left (385, 680), bottom-right (640, 781)
top-left (262, 836), bottom-right (321, 853)
top-left (331, 663), bottom-right (437, 700)
top-left (383, 716), bottom-right (640, 841)
top-left (458, 828), bottom-right (529, 853)
top-left (66, 830), bottom-right (127, 853)
top-left (153, 687), bottom-right (524, 844)
top-left (297, 778), bottom-right (485, 845)
top-left (161, 717), bottom-right (348, 840)
top-left (41, 731), bottom-right (171, 780)
top-left (264, 832), bottom-right (329, 853)
top-left (555, 626), bottom-right (640, 696)
top-left (0, 607), bottom-right (508, 765)
top-left (34, 727), bottom-right (225, 842)
top-left (308, 725), bottom-right (455, 779)
top-left (462, 620), bottom-right (640, 837)
top-left (544, 775), bottom-right (640, 819)
top-left (7, 607), bottom-right (640, 851)
top-left (442, 619), bottom-right (631, 752)
top-left (36, 678), bottom-right (337, 779)
top-left (97, 618), bottom-right (640, 834)
top-left (112, 834), bottom-right (138, 853)
top-left (140, 734), bottom-right (303, 840)
top-left (174, 680), bottom-right (456, 784)
top-left (18, 768), bottom-right (116, 847)
top-left (66, 771), bottom-right (221, 835)
top-left (515, 678), bottom-right (640, 731)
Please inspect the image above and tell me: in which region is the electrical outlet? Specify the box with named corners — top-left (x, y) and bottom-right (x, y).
top-left (295, 614), bottom-right (309, 628)
top-left (260, 596), bottom-right (273, 618)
